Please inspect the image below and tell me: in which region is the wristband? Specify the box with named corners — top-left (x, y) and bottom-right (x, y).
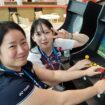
top-left (69, 33), bottom-right (73, 39)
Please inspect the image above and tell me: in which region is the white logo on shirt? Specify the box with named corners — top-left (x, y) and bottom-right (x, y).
top-left (19, 85), bottom-right (30, 96)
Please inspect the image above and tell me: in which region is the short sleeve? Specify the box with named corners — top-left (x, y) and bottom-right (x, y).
top-left (0, 77), bottom-right (35, 105)
top-left (27, 51), bottom-right (45, 68)
top-left (54, 38), bottom-right (75, 50)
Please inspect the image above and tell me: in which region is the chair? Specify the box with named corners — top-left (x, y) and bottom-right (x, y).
top-left (34, 8), bottom-right (43, 19)
top-left (8, 8), bottom-right (18, 21)
top-left (34, 8), bottom-right (60, 23)
top-left (35, 11), bottom-right (43, 19)
top-left (11, 13), bottom-right (19, 24)
top-left (11, 12), bottom-right (30, 25)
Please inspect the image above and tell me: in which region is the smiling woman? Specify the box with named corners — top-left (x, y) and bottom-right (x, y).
top-left (0, 23), bottom-right (29, 71)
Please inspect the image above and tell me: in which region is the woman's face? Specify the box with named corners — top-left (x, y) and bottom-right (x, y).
top-left (0, 29), bottom-right (29, 71)
top-left (32, 24), bottom-right (54, 51)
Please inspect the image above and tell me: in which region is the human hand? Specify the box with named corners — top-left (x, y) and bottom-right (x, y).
top-left (73, 59), bottom-right (91, 70)
top-left (52, 28), bottom-right (70, 39)
top-left (93, 79), bottom-right (105, 94)
top-left (84, 66), bottom-right (101, 77)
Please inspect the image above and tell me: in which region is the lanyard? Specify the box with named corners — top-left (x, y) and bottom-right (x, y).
top-left (0, 64), bottom-right (47, 88)
top-left (38, 46), bottom-right (60, 69)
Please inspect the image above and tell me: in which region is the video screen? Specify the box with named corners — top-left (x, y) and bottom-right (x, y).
top-left (97, 34), bottom-right (105, 59)
top-left (67, 13), bottom-right (83, 33)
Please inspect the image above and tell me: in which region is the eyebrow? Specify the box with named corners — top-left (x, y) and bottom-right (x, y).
top-left (35, 29), bottom-right (50, 33)
top-left (8, 38), bottom-right (26, 44)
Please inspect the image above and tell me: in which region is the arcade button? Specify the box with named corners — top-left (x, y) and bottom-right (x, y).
top-left (97, 94), bottom-right (101, 98)
top-left (85, 55), bottom-right (90, 59)
top-left (93, 62), bottom-right (97, 66)
top-left (85, 55), bottom-right (94, 66)
top-left (98, 68), bottom-right (105, 73)
top-left (98, 68), bottom-right (105, 79)
top-left (83, 76), bottom-right (87, 80)
top-left (97, 91), bottom-right (105, 98)
top-left (96, 68), bottom-right (105, 98)
top-left (90, 63), bottom-right (94, 67)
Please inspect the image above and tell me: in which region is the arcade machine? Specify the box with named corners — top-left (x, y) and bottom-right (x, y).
top-left (70, 3), bottom-right (105, 105)
top-left (59, 0), bottom-right (90, 92)
top-left (60, 0), bottom-right (102, 65)
top-left (60, 0), bottom-right (105, 104)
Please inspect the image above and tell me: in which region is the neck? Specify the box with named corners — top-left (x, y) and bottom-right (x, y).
top-left (1, 64), bottom-right (21, 72)
top-left (42, 46), bottom-right (53, 56)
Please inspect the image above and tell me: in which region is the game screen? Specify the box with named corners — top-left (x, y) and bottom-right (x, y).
top-left (97, 35), bottom-right (105, 59)
top-left (68, 13), bottom-right (83, 33)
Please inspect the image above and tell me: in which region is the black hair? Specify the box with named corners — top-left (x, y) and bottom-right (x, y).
top-left (30, 18), bottom-right (53, 49)
top-left (0, 21), bottom-right (26, 47)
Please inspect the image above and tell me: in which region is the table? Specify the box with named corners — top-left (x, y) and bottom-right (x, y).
top-left (39, 14), bottom-right (60, 23)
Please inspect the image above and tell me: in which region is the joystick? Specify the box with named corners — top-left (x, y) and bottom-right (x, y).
top-left (97, 68), bottom-right (105, 98)
top-left (98, 68), bottom-right (105, 73)
top-left (85, 54), bottom-right (98, 66)
top-left (96, 68), bottom-right (105, 80)
top-left (85, 55), bottom-right (90, 59)
top-left (98, 68), bottom-right (105, 79)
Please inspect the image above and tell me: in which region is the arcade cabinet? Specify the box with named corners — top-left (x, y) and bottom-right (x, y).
top-left (60, 0), bottom-right (102, 54)
top-left (60, 0), bottom-right (105, 104)
top-left (71, 4), bottom-right (105, 105)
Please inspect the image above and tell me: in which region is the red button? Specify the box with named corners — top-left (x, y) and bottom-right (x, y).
top-left (98, 68), bottom-right (105, 73)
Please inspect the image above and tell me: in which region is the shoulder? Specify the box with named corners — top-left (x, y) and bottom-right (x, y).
top-left (0, 72), bottom-right (35, 105)
top-left (29, 47), bottom-right (41, 57)
top-left (31, 47), bottom-right (40, 54)
top-left (28, 47), bottom-right (42, 63)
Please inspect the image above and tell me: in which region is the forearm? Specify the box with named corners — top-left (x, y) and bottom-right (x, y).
top-left (67, 65), bottom-right (79, 71)
top-left (70, 33), bottom-right (89, 45)
top-left (34, 64), bottom-right (86, 83)
top-left (54, 70), bottom-right (86, 82)
top-left (21, 81), bottom-right (105, 105)
top-left (60, 86), bottom-right (97, 105)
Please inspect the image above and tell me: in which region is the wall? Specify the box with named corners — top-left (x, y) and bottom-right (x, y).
top-left (0, 5), bottom-right (66, 22)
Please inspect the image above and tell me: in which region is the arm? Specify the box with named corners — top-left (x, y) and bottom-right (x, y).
top-left (20, 80), bottom-right (105, 105)
top-left (33, 64), bottom-right (100, 83)
top-left (71, 32), bottom-right (89, 48)
top-left (53, 29), bottom-right (89, 48)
